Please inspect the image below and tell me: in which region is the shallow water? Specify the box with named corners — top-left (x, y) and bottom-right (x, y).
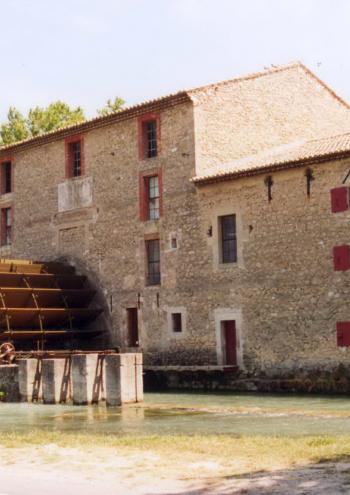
top-left (0, 392), bottom-right (349, 437)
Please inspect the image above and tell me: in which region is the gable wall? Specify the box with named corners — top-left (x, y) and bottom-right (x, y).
top-left (193, 66), bottom-right (350, 175)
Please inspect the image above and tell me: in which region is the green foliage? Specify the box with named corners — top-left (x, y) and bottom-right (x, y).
top-left (97, 97), bottom-right (125, 116)
top-left (0, 107), bottom-right (30, 145)
top-left (0, 96), bottom-right (125, 147)
top-left (28, 102), bottom-right (85, 137)
top-left (0, 102), bottom-right (86, 146)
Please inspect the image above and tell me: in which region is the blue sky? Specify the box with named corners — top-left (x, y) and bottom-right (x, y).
top-left (1, 0), bottom-right (350, 121)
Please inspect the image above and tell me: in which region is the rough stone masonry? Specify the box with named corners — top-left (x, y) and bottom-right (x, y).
top-left (1, 62), bottom-right (350, 391)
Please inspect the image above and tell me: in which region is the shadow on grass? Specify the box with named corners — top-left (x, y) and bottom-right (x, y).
top-left (145, 457), bottom-right (350, 495)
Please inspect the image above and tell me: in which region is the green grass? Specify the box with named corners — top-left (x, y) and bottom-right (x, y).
top-left (2, 431), bottom-right (350, 475)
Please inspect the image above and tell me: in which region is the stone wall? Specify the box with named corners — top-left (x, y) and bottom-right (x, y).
top-left (194, 156), bottom-right (350, 374)
top-left (0, 68), bottom-right (350, 377)
top-left (3, 101), bottom-right (211, 361)
top-left (192, 65), bottom-right (350, 175)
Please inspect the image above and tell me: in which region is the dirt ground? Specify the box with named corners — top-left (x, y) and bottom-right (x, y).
top-left (0, 445), bottom-right (349, 495)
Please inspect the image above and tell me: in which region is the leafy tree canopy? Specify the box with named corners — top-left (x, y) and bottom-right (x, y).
top-left (0, 107), bottom-right (29, 145)
top-left (28, 102), bottom-right (85, 137)
top-left (96, 97), bottom-right (125, 116)
top-left (0, 96), bottom-right (125, 146)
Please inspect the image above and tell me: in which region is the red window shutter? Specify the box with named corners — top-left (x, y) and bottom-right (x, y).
top-left (64, 135), bottom-right (84, 178)
top-left (337, 322), bottom-right (350, 347)
top-left (333, 245), bottom-right (350, 271)
top-left (331, 187), bottom-right (349, 213)
top-left (139, 173), bottom-right (147, 221)
top-left (158, 169), bottom-right (163, 216)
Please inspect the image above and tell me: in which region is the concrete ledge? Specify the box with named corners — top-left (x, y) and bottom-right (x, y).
top-left (144, 365), bottom-right (237, 371)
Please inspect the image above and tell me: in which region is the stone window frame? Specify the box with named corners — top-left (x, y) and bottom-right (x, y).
top-left (214, 308), bottom-right (244, 368)
top-left (166, 306), bottom-right (187, 338)
top-left (65, 134), bottom-right (85, 179)
top-left (144, 233), bottom-right (161, 286)
top-left (211, 206), bottom-right (244, 271)
top-left (166, 231), bottom-right (181, 252)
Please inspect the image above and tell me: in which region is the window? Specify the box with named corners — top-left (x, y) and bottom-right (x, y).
top-left (146, 239), bottom-right (160, 285)
top-left (171, 313), bottom-right (182, 333)
top-left (220, 214), bottom-right (237, 263)
top-left (139, 170), bottom-right (163, 221)
top-left (71, 142), bottom-right (82, 177)
top-left (65, 136), bottom-right (84, 178)
top-left (1, 161), bottom-right (12, 194)
top-left (138, 113), bottom-right (160, 160)
top-left (148, 176), bottom-right (160, 220)
top-left (171, 236), bottom-right (177, 249)
top-left (1, 208), bottom-right (12, 246)
top-left (143, 120), bottom-right (157, 158)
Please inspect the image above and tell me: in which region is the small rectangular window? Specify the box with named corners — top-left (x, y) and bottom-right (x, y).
top-left (65, 136), bottom-right (84, 178)
top-left (146, 239), bottom-right (160, 285)
top-left (171, 313), bottom-right (182, 333)
top-left (139, 170), bottom-right (162, 221)
top-left (220, 214), bottom-right (237, 263)
top-left (171, 236), bottom-right (177, 249)
top-left (71, 141), bottom-right (81, 177)
top-left (1, 208), bottom-right (12, 246)
top-left (148, 176), bottom-right (160, 220)
top-left (1, 162), bottom-right (12, 194)
top-left (143, 120), bottom-right (157, 158)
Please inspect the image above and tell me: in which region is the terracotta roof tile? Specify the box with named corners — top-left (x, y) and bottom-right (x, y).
top-left (192, 132), bottom-right (350, 185)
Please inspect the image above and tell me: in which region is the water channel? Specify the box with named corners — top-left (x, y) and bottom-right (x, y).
top-left (0, 392), bottom-right (349, 437)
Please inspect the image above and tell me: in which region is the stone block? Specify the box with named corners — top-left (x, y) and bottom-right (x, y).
top-left (120, 353), bottom-right (143, 403)
top-left (0, 365), bottom-right (20, 402)
top-left (42, 358), bottom-right (71, 404)
top-left (104, 354), bottom-right (121, 407)
top-left (18, 358), bottom-right (42, 402)
top-left (72, 354), bottom-right (105, 405)
top-left (104, 353), bottom-right (143, 407)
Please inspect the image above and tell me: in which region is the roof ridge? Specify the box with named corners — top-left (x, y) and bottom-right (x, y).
top-left (186, 61), bottom-right (303, 95)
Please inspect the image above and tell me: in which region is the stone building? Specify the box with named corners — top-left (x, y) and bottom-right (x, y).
top-left (1, 62), bottom-right (350, 384)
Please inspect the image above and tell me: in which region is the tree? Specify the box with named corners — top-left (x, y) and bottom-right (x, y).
top-left (28, 102), bottom-right (85, 137)
top-left (97, 97), bottom-right (125, 116)
top-left (0, 107), bottom-right (29, 145)
top-left (0, 102), bottom-right (86, 146)
top-left (0, 96), bottom-right (125, 147)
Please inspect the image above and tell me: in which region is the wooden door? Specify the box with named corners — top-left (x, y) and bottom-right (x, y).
top-left (223, 320), bottom-right (237, 366)
top-left (127, 308), bottom-right (139, 347)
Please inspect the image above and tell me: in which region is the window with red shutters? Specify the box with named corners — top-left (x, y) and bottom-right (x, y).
top-left (1, 207), bottom-right (12, 246)
top-left (331, 187), bottom-right (349, 213)
top-left (336, 322), bottom-right (350, 347)
top-left (65, 136), bottom-right (84, 178)
top-left (1, 161), bottom-right (12, 194)
top-left (139, 169), bottom-right (163, 221)
top-left (333, 245), bottom-right (350, 271)
top-left (138, 113), bottom-right (160, 160)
